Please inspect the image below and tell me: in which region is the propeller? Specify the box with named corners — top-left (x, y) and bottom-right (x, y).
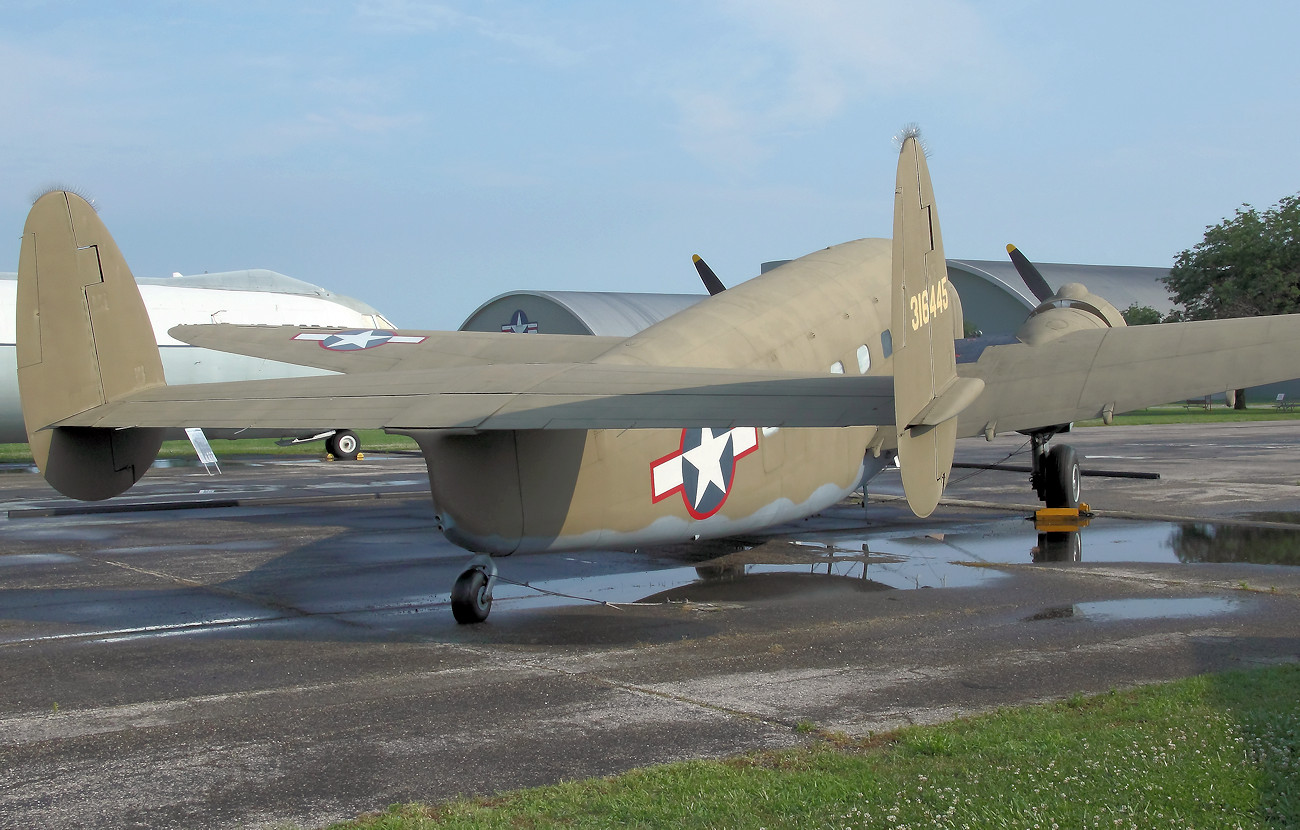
top-left (1006, 243), bottom-right (1054, 303)
top-left (693, 254), bottom-right (727, 296)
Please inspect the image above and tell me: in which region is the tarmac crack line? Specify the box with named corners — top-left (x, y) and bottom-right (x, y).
top-left (436, 641), bottom-right (807, 734)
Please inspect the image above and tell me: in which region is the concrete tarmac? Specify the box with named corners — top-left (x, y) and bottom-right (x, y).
top-left (2, 422), bottom-right (1300, 829)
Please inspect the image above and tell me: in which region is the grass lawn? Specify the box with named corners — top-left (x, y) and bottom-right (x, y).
top-left (1076, 404), bottom-right (1300, 428)
top-left (327, 664), bottom-right (1299, 829)
top-left (0, 429), bottom-right (416, 464)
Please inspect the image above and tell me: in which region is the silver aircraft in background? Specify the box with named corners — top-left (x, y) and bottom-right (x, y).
top-left (1, 268), bottom-right (394, 458)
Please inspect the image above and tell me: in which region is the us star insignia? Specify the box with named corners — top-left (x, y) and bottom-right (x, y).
top-left (292, 329), bottom-right (427, 350)
top-left (651, 427), bottom-right (759, 519)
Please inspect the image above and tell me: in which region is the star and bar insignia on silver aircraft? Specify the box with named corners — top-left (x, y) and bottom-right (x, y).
top-left (293, 329), bottom-right (428, 350)
top-left (16, 132), bottom-right (1300, 623)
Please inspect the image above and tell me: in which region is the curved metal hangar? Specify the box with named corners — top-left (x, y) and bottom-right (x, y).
top-left (460, 258), bottom-right (1174, 338)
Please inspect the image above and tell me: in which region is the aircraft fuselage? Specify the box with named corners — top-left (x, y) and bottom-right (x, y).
top-left (412, 238), bottom-right (899, 554)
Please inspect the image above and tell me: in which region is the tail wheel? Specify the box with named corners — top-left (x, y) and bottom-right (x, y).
top-left (326, 430), bottom-right (360, 460)
top-left (1044, 444), bottom-right (1081, 508)
top-left (451, 568), bottom-right (492, 624)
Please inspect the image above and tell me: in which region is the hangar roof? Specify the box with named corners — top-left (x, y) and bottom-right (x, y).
top-left (460, 290), bottom-right (705, 336)
top-left (948, 259), bottom-right (1174, 315)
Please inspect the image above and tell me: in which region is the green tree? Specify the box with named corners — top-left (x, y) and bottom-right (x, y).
top-left (1163, 193), bottom-right (1300, 407)
top-left (1164, 194), bottom-right (1300, 319)
top-left (1119, 303), bottom-right (1162, 325)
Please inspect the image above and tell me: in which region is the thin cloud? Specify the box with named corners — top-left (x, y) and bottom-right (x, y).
top-left (355, 0), bottom-right (584, 66)
top-left (668, 0), bottom-right (1013, 169)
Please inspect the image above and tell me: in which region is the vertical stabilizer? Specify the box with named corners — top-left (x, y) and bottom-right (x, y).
top-left (16, 191), bottom-right (165, 499)
top-left (891, 134), bottom-right (961, 517)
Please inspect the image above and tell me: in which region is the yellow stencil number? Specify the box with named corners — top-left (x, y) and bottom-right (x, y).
top-left (908, 277), bottom-right (950, 331)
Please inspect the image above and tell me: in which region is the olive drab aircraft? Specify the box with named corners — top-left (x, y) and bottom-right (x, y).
top-left (17, 135), bottom-right (1300, 623)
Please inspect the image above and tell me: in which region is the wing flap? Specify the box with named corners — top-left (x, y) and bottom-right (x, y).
top-left (48, 363), bottom-right (897, 432)
top-left (169, 324), bottom-right (628, 373)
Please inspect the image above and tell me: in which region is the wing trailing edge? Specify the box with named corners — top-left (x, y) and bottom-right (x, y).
top-left (169, 324), bottom-right (629, 373)
top-left (46, 363), bottom-right (898, 432)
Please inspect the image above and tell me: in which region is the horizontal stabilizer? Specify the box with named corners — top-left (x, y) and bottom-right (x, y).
top-left (908, 377), bottom-right (985, 428)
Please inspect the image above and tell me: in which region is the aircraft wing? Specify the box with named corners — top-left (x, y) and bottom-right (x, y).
top-left (957, 313), bottom-right (1300, 437)
top-left (49, 363), bottom-right (898, 432)
top-left (170, 324), bottom-right (628, 373)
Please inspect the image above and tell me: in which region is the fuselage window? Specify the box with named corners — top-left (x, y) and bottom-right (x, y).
top-left (829, 361), bottom-right (844, 374)
top-left (881, 329), bottom-right (893, 358)
top-left (856, 344), bottom-right (871, 374)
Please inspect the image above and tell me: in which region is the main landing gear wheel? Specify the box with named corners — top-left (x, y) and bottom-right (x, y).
top-left (1027, 428), bottom-right (1081, 509)
top-left (326, 429), bottom-right (360, 460)
top-left (1043, 444), bottom-right (1081, 509)
top-left (451, 554), bottom-right (498, 624)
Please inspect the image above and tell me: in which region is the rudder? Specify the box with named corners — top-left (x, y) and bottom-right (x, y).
top-left (16, 191), bottom-right (166, 499)
top-left (891, 134), bottom-right (980, 517)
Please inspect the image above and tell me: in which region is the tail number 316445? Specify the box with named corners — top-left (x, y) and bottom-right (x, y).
top-left (908, 278), bottom-right (950, 331)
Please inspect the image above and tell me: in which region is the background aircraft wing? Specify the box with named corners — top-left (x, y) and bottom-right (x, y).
top-left (957, 313), bottom-right (1300, 436)
top-left (48, 363), bottom-right (898, 432)
top-left (170, 324), bottom-right (628, 373)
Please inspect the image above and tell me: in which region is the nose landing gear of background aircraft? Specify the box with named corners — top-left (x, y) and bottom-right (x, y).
top-left (451, 554), bottom-right (498, 624)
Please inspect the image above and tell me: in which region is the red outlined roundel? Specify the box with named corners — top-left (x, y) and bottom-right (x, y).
top-left (650, 427), bottom-right (759, 519)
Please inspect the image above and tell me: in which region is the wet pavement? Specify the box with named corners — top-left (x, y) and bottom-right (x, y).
top-left (2, 422), bottom-right (1300, 829)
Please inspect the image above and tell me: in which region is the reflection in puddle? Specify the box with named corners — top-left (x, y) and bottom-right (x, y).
top-left (1027, 597), bottom-right (1243, 623)
top-left (1033, 532), bottom-right (1082, 562)
top-left (1169, 524), bottom-right (1300, 566)
top-left (870, 516), bottom-right (1300, 568)
top-left (491, 555), bottom-right (1003, 613)
top-left (488, 509), bottom-right (1300, 612)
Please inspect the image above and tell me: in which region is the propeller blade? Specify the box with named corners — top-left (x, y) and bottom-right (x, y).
top-left (1006, 243), bottom-right (1054, 303)
top-left (693, 254), bottom-right (727, 296)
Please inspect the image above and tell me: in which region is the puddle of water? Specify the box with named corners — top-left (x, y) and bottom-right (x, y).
top-left (489, 562), bottom-right (899, 612)
top-left (344, 516), bottom-right (1300, 617)
top-left (481, 552), bottom-right (1003, 614)
top-left (799, 516), bottom-right (1300, 569)
top-left (1073, 596), bottom-right (1242, 621)
top-left (1169, 523), bottom-right (1300, 566)
top-left (99, 539), bottom-right (278, 556)
top-left (0, 553), bottom-right (81, 567)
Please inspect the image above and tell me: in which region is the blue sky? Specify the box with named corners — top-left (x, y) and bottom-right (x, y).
top-left (2, 1), bottom-right (1297, 328)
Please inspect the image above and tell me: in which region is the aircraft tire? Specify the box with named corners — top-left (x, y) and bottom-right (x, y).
top-left (1044, 444), bottom-right (1081, 509)
top-left (326, 430), bottom-right (360, 461)
top-left (451, 568), bottom-right (492, 624)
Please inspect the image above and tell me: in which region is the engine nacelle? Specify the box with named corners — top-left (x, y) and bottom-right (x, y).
top-left (1015, 282), bottom-right (1126, 346)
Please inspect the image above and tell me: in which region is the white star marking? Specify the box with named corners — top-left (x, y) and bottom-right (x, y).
top-left (682, 428), bottom-right (731, 509)
top-left (293, 330), bottom-right (427, 349)
top-left (330, 330), bottom-right (388, 349)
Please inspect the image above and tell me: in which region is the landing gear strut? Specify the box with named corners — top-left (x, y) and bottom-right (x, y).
top-left (451, 554), bottom-right (498, 624)
top-left (1028, 428), bottom-right (1081, 509)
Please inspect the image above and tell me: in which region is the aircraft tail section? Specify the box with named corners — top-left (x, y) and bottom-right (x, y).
top-left (890, 133), bottom-right (981, 517)
top-left (16, 191), bottom-right (166, 499)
